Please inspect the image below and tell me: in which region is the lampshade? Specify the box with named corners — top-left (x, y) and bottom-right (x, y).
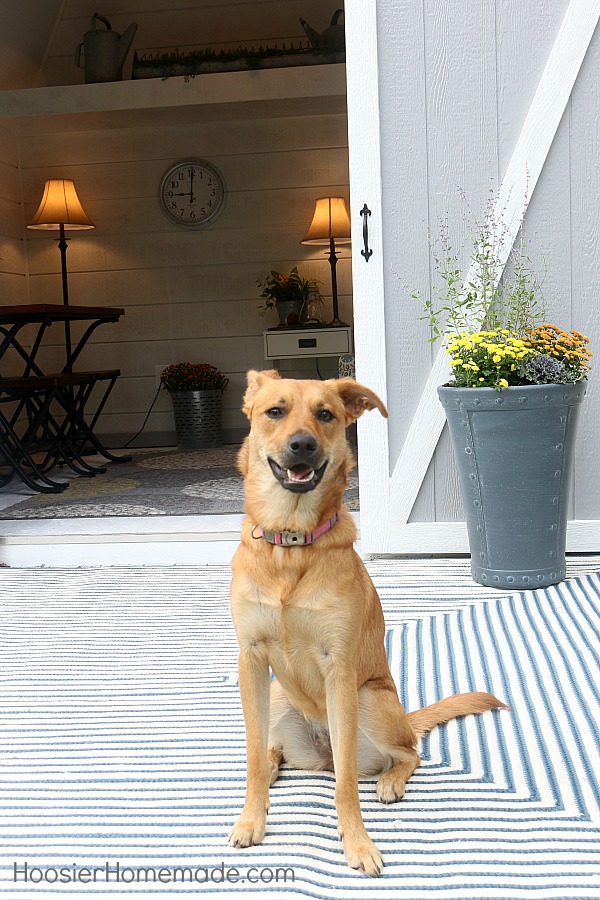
top-left (27, 179), bottom-right (95, 231)
top-left (301, 197), bottom-right (351, 245)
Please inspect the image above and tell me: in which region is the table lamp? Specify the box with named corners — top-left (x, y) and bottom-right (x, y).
top-left (301, 197), bottom-right (351, 327)
top-left (27, 179), bottom-right (95, 307)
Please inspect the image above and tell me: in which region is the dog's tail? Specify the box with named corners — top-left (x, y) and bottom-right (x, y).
top-left (406, 692), bottom-right (508, 737)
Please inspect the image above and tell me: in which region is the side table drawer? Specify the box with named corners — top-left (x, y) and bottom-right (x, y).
top-left (264, 327), bottom-right (353, 359)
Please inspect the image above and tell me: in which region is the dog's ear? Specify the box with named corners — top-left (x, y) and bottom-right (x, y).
top-left (242, 369), bottom-right (281, 418)
top-left (334, 378), bottom-right (389, 422)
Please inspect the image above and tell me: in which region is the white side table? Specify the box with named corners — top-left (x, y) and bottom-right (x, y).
top-left (263, 326), bottom-right (353, 362)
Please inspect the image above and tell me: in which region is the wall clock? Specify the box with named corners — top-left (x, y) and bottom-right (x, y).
top-left (159, 159), bottom-right (226, 228)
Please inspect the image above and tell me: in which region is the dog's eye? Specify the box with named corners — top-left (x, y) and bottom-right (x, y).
top-left (265, 407), bottom-right (284, 419)
top-left (316, 409), bottom-right (335, 422)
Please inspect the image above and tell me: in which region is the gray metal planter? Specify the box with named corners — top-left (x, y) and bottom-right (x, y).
top-left (170, 389), bottom-right (223, 449)
top-left (438, 382), bottom-right (586, 590)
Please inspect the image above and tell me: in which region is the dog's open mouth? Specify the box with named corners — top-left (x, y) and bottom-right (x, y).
top-left (268, 459), bottom-right (327, 493)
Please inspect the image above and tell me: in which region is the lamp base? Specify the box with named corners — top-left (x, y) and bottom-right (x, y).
top-left (328, 317), bottom-right (349, 327)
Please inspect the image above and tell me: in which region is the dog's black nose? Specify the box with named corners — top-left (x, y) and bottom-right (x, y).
top-left (288, 432), bottom-right (317, 457)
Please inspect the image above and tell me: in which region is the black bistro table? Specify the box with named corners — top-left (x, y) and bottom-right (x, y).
top-left (0, 303), bottom-right (131, 493)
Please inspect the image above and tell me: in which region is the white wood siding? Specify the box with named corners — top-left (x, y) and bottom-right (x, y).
top-left (347, 0), bottom-right (600, 552)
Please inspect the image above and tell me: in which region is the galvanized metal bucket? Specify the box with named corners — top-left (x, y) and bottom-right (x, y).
top-left (170, 389), bottom-right (223, 449)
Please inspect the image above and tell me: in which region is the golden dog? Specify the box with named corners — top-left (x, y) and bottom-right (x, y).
top-left (229, 370), bottom-right (506, 876)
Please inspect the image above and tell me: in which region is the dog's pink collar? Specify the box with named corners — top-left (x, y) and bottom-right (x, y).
top-left (251, 511), bottom-right (341, 546)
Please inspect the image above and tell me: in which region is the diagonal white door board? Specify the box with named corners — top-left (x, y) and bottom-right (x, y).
top-left (389, 0), bottom-right (600, 528)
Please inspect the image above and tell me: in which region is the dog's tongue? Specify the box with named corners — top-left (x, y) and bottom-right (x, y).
top-left (286, 465), bottom-right (314, 483)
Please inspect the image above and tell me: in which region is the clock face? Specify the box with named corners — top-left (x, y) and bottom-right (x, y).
top-left (159, 159), bottom-right (226, 228)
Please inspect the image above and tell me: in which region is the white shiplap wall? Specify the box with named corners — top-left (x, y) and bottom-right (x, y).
top-left (18, 110), bottom-right (350, 443)
top-left (7, 0), bottom-right (351, 444)
top-left (369, 0), bottom-right (599, 527)
top-left (0, 123), bottom-right (26, 310)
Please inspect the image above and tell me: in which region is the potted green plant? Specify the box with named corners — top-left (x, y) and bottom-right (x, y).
top-left (417, 198), bottom-right (592, 590)
top-left (160, 363), bottom-right (229, 449)
top-left (258, 267), bottom-right (321, 327)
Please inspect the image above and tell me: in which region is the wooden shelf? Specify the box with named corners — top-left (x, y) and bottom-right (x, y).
top-left (0, 64), bottom-right (347, 126)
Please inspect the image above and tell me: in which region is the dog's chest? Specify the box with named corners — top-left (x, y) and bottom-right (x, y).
top-left (234, 580), bottom-right (342, 673)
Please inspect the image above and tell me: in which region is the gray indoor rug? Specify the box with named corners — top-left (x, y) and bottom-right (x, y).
top-left (0, 447), bottom-right (360, 519)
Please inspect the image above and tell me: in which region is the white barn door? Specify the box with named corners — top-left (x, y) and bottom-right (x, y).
top-left (344, 0), bottom-right (600, 555)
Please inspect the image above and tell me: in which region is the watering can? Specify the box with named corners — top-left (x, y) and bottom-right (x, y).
top-left (75, 13), bottom-right (138, 83)
top-left (299, 9), bottom-right (345, 52)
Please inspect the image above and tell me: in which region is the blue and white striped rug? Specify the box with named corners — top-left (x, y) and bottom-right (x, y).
top-left (0, 562), bottom-right (598, 899)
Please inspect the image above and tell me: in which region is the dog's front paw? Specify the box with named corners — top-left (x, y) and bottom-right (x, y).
top-left (376, 769), bottom-right (407, 804)
top-left (229, 815), bottom-right (266, 849)
top-left (341, 833), bottom-right (384, 877)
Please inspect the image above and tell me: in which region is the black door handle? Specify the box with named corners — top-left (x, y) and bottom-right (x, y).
top-left (360, 204), bottom-right (373, 261)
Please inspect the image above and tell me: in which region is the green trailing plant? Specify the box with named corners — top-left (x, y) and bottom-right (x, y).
top-left (133, 43), bottom-right (330, 73)
top-left (258, 267), bottom-right (321, 314)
